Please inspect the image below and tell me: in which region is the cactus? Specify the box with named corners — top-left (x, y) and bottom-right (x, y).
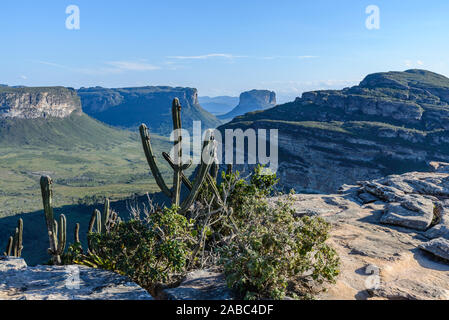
top-left (15, 218), bottom-right (23, 257)
top-left (102, 198), bottom-right (110, 233)
top-left (40, 175), bottom-right (68, 265)
top-left (86, 199), bottom-right (119, 252)
top-left (172, 98), bottom-right (183, 206)
top-left (140, 99), bottom-right (224, 214)
top-left (4, 218), bottom-right (23, 258)
top-left (5, 236), bottom-right (13, 257)
top-left (57, 214), bottom-right (67, 256)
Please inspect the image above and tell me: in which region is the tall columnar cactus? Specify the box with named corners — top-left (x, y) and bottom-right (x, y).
top-left (4, 218), bottom-right (23, 258)
top-left (40, 176), bottom-right (66, 265)
top-left (140, 98), bottom-right (223, 214)
top-left (172, 98), bottom-right (183, 206)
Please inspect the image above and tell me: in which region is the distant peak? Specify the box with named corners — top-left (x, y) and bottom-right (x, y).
top-left (359, 69), bottom-right (449, 90)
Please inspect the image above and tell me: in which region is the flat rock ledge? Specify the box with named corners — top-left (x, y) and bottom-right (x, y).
top-left (276, 166), bottom-right (449, 299)
top-left (0, 257), bottom-right (152, 300)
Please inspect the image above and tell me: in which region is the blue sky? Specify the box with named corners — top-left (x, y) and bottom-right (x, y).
top-left (1, 0), bottom-right (449, 102)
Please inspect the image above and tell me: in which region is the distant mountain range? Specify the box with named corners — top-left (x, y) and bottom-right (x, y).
top-left (219, 69), bottom-right (449, 193)
top-left (77, 86), bottom-right (222, 134)
top-left (198, 96), bottom-right (239, 115)
top-left (218, 90), bottom-right (276, 122)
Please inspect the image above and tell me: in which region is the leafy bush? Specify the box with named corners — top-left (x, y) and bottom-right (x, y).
top-left (75, 206), bottom-right (195, 296)
top-left (221, 194), bottom-right (339, 300)
top-left (219, 168), bottom-right (339, 300)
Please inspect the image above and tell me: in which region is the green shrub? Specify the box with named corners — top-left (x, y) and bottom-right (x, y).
top-left (221, 192), bottom-right (339, 300)
top-left (79, 206), bottom-right (195, 296)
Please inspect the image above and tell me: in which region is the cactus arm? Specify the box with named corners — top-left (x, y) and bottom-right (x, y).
top-left (180, 134), bottom-right (216, 214)
top-left (210, 162), bottom-right (219, 181)
top-left (57, 214), bottom-right (67, 255)
top-left (40, 176), bottom-right (61, 265)
top-left (162, 151), bottom-right (222, 206)
top-left (96, 209), bottom-right (102, 234)
top-left (5, 236), bottom-right (13, 256)
top-left (172, 98), bottom-right (183, 206)
top-left (12, 228), bottom-right (19, 257)
top-left (88, 209), bottom-right (97, 233)
top-left (74, 223), bottom-right (80, 244)
top-left (102, 199), bottom-right (110, 233)
top-left (16, 219), bottom-right (23, 257)
top-left (139, 124), bottom-right (172, 198)
top-left (162, 152), bottom-right (193, 190)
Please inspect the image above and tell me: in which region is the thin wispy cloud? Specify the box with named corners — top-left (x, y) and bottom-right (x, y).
top-left (297, 55), bottom-right (318, 59)
top-left (167, 53), bottom-right (246, 60)
top-left (34, 60), bottom-right (71, 69)
top-left (167, 54), bottom-right (318, 61)
top-left (105, 61), bottom-right (160, 71)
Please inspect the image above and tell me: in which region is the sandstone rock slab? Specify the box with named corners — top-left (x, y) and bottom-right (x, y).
top-left (419, 238), bottom-right (449, 261)
top-left (0, 257), bottom-right (152, 300)
top-left (381, 200), bottom-right (434, 231)
top-left (358, 192), bottom-right (379, 204)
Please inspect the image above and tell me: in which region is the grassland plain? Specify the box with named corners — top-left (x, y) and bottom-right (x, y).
top-left (0, 114), bottom-right (174, 218)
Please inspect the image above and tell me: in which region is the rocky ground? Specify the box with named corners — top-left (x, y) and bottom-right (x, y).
top-left (2, 163), bottom-right (449, 300)
top-left (298, 162), bottom-right (449, 300)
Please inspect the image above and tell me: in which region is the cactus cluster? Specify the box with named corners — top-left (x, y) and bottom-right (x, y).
top-left (4, 218), bottom-right (23, 258)
top-left (87, 199), bottom-right (119, 252)
top-left (39, 176), bottom-right (119, 264)
top-left (140, 98), bottom-right (223, 214)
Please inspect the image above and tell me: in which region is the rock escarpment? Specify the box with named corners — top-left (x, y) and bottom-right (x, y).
top-left (272, 167), bottom-right (449, 300)
top-left (218, 89), bottom-right (276, 121)
top-left (78, 86), bottom-right (221, 134)
top-left (0, 257), bottom-right (152, 300)
top-left (220, 70), bottom-right (449, 193)
top-left (0, 87), bottom-right (81, 119)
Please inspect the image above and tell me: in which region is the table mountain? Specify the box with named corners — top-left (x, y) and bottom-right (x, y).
top-left (219, 69), bottom-right (449, 193)
top-left (0, 86), bottom-right (136, 148)
top-left (78, 86), bottom-right (222, 134)
top-left (218, 89), bottom-right (276, 121)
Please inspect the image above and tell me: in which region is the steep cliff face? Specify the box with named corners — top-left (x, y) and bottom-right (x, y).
top-left (219, 70), bottom-right (449, 193)
top-left (218, 89), bottom-right (276, 121)
top-left (0, 87), bottom-right (81, 119)
top-left (78, 86), bottom-right (222, 134)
